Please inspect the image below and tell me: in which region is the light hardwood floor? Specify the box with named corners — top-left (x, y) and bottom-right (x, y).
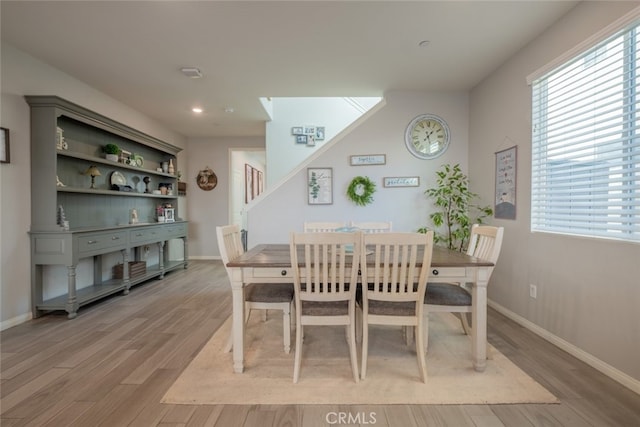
top-left (2, 261), bottom-right (639, 426)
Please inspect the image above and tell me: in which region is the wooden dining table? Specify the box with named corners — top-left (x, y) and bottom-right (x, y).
top-left (226, 243), bottom-right (495, 374)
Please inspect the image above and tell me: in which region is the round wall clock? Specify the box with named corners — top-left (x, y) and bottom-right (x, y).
top-left (404, 114), bottom-right (450, 160)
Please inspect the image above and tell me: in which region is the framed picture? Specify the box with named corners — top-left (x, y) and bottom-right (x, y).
top-left (307, 167), bottom-right (333, 205)
top-left (1, 128), bottom-right (9, 164)
top-left (252, 167), bottom-right (259, 199)
top-left (350, 154), bottom-right (386, 166)
top-left (164, 208), bottom-right (175, 223)
top-left (315, 126), bottom-right (325, 140)
top-left (258, 170), bottom-right (264, 194)
top-left (291, 127), bottom-right (303, 135)
top-left (245, 164), bottom-right (253, 203)
top-left (383, 176), bottom-right (420, 187)
top-left (495, 145), bottom-right (517, 220)
top-left (306, 135), bottom-right (316, 147)
top-left (303, 126), bottom-right (316, 135)
top-left (295, 135), bottom-right (308, 144)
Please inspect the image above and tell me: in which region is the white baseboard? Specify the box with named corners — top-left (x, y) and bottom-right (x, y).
top-left (1, 312), bottom-right (32, 331)
top-left (489, 300), bottom-right (640, 396)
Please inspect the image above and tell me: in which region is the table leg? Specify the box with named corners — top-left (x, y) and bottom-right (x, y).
top-left (471, 267), bottom-right (489, 372)
top-left (231, 268), bottom-right (246, 373)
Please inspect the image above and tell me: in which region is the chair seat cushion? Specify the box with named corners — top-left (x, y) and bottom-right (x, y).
top-left (426, 282), bottom-right (472, 306)
top-left (245, 283), bottom-right (294, 303)
top-left (367, 299), bottom-right (416, 316)
top-left (301, 300), bottom-right (349, 316)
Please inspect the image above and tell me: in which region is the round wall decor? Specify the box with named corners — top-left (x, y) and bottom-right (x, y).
top-left (196, 167), bottom-right (218, 191)
top-left (347, 176), bottom-right (376, 206)
top-left (404, 114), bottom-right (450, 159)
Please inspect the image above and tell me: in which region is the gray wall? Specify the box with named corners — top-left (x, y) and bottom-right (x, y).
top-left (469, 1), bottom-right (640, 386)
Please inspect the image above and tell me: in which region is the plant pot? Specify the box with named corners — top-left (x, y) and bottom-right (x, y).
top-left (106, 154), bottom-right (119, 162)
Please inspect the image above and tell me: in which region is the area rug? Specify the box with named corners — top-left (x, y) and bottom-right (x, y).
top-left (162, 312), bottom-right (558, 405)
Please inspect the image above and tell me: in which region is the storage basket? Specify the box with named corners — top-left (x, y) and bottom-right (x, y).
top-left (113, 261), bottom-right (146, 279)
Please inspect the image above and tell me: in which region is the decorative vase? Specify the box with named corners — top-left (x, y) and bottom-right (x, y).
top-left (162, 162), bottom-right (169, 173)
top-left (106, 154), bottom-right (119, 162)
top-left (168, 159), bottom-right (175, 174)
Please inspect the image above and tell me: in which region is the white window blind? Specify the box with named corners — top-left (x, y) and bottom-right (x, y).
top-left (531, 21), bottom-right (640, 242)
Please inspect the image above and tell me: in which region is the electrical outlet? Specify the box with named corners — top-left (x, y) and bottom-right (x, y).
top-left (529, 284), bottom-right (537, 299)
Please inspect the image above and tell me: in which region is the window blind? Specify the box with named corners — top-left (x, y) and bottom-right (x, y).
top-left (531, 21), bottom-right (640, 242)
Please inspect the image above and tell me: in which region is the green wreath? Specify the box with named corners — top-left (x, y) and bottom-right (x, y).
top-left (347, 176), bottom-right (376, 206)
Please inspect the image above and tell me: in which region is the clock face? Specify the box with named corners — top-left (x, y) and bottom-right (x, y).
top-left (404, 114), bottom-right (450, 159)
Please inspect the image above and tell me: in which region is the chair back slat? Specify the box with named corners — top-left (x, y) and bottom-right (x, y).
top-left (216, 224), bottom-right (244, 277)
top-left (350, 221), bottom-right (392, 233)
top-left (303, 221), bottom-right (347, 232)
top-left (363, 232), bottom-right (433, 303)
top-left (466, 224), bottom-right (504, 264)
top-left (291, 232), bottom-right (361, 302)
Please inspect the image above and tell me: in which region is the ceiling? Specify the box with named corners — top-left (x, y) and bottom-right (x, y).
top-left (1, 1), bottom-right (578, 139)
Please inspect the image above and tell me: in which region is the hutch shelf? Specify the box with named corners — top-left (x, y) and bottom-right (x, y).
top-left (27, 96), bottom-right (188, 319)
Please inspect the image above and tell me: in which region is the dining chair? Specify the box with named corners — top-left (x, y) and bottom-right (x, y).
top-left (359, 231), bottom-right (434, 383)
top-left (350, 221), bottom-right (393, 233)
top-left (303, 221), bottom-right (347, 232)
top-left (423, 224), bottom-right (504, 352)
top-left (289, 231), bottom-right (362, 383)
top-left (216, 224), bottom-right (294, 353)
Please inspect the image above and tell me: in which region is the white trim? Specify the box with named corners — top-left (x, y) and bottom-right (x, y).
top-left (526, 6), bottom-right (640, 85)
top-left (489, 300), bottom-right (640, 396)
top-left (1, 312), bottom-right (32, 331)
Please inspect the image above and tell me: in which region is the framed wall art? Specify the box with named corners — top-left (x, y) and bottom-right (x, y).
top-left (495, 145), bottom-right (517, 220)
top-left (307, 167), bottom-right (333, 205)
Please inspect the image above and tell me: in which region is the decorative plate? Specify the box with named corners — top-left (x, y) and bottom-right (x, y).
top-left (110, 171), bottom-right (127, 186)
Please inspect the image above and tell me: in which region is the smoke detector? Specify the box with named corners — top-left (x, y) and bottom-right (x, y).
top-left (180, 67), bottom-right (203, 78)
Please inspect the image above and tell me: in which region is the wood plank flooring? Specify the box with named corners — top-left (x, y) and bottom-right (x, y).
top-left (2, 260), bottom-right (639, 426)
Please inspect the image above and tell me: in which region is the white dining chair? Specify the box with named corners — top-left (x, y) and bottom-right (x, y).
top-left (350, 221), bottom-right (392, 233)
top-left (289, 231), bottom-right (362, 383)
top-left (359, 231), bottom-right (434, 383)
top-left (303, 221), bottom-right (347, 232)
top-left (217, 224), bottom-right (294, 353)
top-left (423, 224), bottom-right (504, 352)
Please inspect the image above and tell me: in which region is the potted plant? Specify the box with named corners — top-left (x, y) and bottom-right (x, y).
top-left (419, 164), bottom-right (493, 252)
top-left (103, 143), bottom-right (120, 162)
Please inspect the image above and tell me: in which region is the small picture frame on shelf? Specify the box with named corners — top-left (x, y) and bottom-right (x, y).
top-left (164, 208), bottom-right (175, 223)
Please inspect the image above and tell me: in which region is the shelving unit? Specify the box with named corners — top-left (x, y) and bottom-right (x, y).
top-left (27, 96), bottom-right (188, 319)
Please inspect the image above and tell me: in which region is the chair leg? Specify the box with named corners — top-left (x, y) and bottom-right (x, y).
top-left (415, 322), bottom-right (428, 383)
top-left (348, 322), bottom-right (359, 383)
top-left (355, 307), bottom-right (362, 343)
top-left (293, 323), bottom-right (303, 383)
top-left (360, 321), bottom-right (369, 380)
top-left (283, 304), bottom-right (291, 354)
top-left (223, 331), bottom-right (233, 353)
top-left (460, 312), bottom-right (471, 335)
top-left (423, 312), bottom-right (430, 353)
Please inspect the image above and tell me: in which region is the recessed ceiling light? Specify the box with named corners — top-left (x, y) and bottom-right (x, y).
top-left (180, 67), bottom-right (203, 78)
top-left (418, 40), bottom-right (431, 48)
top-left (192, 107), bottom-right (203, 114)
top-left (224, 107), bottom-right (235, 113)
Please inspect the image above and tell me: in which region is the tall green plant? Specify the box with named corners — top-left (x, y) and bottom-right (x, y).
top-left (419, 164), bottom-right (493, 252)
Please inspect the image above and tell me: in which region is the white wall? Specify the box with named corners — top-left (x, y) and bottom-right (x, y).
top-left (265, 97), bottom-right (382, 187)
top-left (469, 1), bottom-right (640, 385)
top-left (0, 43), bottom-right (186, 327)
top-left (186, 136), bottom-right (264, 259)
top-left (249, 90), bottom-right (470, 244)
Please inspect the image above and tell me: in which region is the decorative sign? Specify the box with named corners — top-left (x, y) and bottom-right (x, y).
top-left (196, 166), bottom-right (218, 191)
top-left (383, 176), bottom-right (420, 188)
top-left (495, 145), bottom-right (517, 219)
top-left (350, 154), bottom-right (386, 166)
